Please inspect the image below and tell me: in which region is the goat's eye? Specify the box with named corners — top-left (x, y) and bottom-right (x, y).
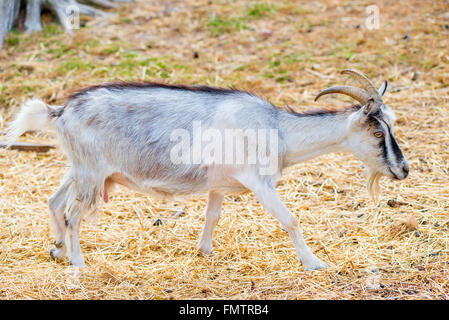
top-left (374, 131), bottom-right (384, 138)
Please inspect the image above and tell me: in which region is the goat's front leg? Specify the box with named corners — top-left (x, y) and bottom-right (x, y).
top-left (197, 191), bottom-right (224, 255)
top-left (244, 180), bottom-right (327, 270)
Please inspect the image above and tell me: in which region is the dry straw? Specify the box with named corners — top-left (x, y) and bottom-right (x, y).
top-left (0, 0), bottom-right (448, 299)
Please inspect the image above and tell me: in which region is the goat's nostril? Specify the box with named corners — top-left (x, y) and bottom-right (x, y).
top-left (402, 165), bottom-right (409, 176)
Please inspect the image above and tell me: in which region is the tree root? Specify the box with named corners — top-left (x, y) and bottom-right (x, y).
top-left (0, 0), bottom-right (132, 48)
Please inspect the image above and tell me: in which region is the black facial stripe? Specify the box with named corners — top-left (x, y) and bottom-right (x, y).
top-left (377, 118), bottom-right (404, 163)
top-left (388, 132), bottom-right (404, 162)
top-left (379, 138), bottom-right (388, 163)
top-left (369, 115), bottom-right (404, 165)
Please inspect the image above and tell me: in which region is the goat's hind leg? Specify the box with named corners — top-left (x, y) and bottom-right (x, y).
top-left (65, 202), bottom-right (85, 267)
top-left (48, 173), bottom-right (73, 261)
top-left (65, 176), bottom-right (103, 268)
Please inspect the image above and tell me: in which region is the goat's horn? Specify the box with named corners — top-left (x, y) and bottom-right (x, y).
top-left (314, 85), bottom-right (370, 104)
top-left (341, 69), bottom-right (380, 98)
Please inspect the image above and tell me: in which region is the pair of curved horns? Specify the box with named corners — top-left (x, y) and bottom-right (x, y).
top-left (314, 69), bottom-right (384, 105)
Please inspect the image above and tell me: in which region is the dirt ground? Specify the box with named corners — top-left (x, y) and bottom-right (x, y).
top-left (0, 0), bottom-right (448, 299)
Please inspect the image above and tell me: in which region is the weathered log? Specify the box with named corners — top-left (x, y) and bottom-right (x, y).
top-left (0, 140), bottom-right (55, 152)
top-left (24, 0), bottom-right (43, 33)
top-left (0, 0), bottom-right (20, 49)
top-left (0, 0), bottom-right (132, 48)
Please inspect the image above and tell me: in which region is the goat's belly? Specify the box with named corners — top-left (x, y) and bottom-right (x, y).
top-left (132, 178), bottom-right (248, 197)
top-left (105, 173), bottom-right (204, 197)
top-left (106, 170), bottom-right (249, 198)
top-left (138, 178), bottom-right (208, 196)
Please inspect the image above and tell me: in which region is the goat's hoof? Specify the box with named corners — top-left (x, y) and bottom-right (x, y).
top-left (303, 257), bottom-right (328, 271)
top-left (197, 244), bottom-right (213, 256)
top-left (54, 240), bottom-right (63, 248)
top-left (50, 247), bottom-right (65, 261)
top-left (69, 257), bottom-right (86, 268)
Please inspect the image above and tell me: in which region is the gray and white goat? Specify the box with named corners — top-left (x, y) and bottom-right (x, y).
top-left (7, 69), bottom-right (409, 270)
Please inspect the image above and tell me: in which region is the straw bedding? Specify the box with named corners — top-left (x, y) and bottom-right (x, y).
top-left (0, 0), bottom-right (448, 299)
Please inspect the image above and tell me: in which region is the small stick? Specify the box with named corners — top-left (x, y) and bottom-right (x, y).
top-left (172, 206), bottom-right (185, 218)
top-left (0, 141), bottom-right (55, 153)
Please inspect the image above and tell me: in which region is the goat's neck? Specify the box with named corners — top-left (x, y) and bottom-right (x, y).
top-left (280, 109), bottom-right (352, 168)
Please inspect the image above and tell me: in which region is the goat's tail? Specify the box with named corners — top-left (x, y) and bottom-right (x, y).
top-left (6, 99), bottom-right (63, 146)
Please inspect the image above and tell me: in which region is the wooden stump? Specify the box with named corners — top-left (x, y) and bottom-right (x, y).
top-left (0, 0), bottom-right (132, 48)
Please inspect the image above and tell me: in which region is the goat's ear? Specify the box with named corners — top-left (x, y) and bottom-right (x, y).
top-left (362, 98), bottom-right (379, 115)
top-left (353, 99), bottom-right (382, 125)
top-left (378, 80), bottom-right (387, 97)
top-left (350, 107), bottom-right (368, 126)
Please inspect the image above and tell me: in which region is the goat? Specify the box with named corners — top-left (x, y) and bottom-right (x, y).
top-left (7, 69), bottom-right (409, 270)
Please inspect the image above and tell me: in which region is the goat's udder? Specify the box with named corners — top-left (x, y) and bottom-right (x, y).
top-left (103, 188), bottom-right (109, 203)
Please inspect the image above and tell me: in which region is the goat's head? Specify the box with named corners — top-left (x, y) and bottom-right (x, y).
top-left (315, 69), bottom-right (409, 200)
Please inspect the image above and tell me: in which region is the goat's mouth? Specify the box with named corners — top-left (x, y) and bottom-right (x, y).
top-left (388, 167), bottom-right (401, 180)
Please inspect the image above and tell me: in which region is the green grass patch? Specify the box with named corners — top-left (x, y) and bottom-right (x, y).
top-left (43, 24), bottom-right (64, 37)
top-left (5, 28), bottom-right (20, 46)
top-left (262, 51), bottom-right (315, 83)
top-left (6, 36), bottom-right (19, 47)
top-left (101, 44), bottom-right (122, 55)
top-left (56, 57), bottom-right (95, 74)
top-left (247, 2), bottom-right (275, 18)
top-left (207, 15), bottom-right (247, 36)
top-left (207, 2), bottom-right (277, 36)
top-left (120, 17), bottom-right (133, 24)
top-left (47, 43), bottom-right (77, 58)
top-left (332, 43), bottom-right (358, 61)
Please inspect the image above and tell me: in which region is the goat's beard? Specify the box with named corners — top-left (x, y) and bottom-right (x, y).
top-left (367, 171), bottom-right (382, 203)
